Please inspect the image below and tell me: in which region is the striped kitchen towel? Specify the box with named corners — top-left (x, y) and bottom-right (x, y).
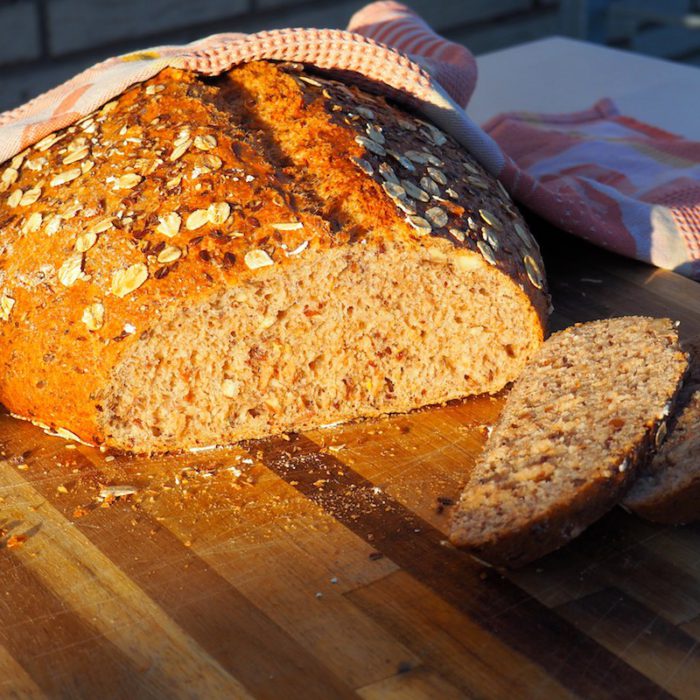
top-left (1, 1), bottom-right (699, 279)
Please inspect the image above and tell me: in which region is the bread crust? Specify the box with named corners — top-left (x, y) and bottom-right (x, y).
top-left (0, 61), bottom-right (547, 447)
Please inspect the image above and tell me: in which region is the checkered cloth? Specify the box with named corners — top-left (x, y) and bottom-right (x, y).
top-left (2, 1), bottom-right (699, 280)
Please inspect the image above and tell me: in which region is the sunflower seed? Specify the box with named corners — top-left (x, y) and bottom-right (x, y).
top-left (404, 150), bottom-right (429, 164)
top-left (467, 175), bottom-right (489, 190)
top-left (482, 226), bottom-right (499, 250)
top-left (75, 231), bottom-right (97, 253)
top-left (111, 263), bottom-right (148, 297)
top-left (82, 302), bottom-right (105, 330)
top-left (477, 240), bottom-right (497, 265)
top-left (386, 149), bottom-right (415, 172)
top-left (383, 181), bottom-right (405, 199)
top-left (462, 160), bottom-right (480, 174)
top-left (157, 245), bottom-right (182, 264)
top-left (145, 84), bottom-right (165, 95)
top-left (194, 134), bottom-right (217, 151)
top-left (424, 152), bottom-right (444, 167)
top-left (0, 294), bottom-right (15, 321)
top-left (397, 117), bottom-right (417, 131)
top-left (355, 135), bottom-right (385, 156)
top-left (208, 201), bottom-right (230, 226)
top-left (422, 124), bottom-right (447, 146)
top-left (425, 206), bottom-right (448, 228)
top-left (445, 187), bottom-right (459, 199)
top-left (427, 167), bottom-right (447, 185)
top-left (350, 156), bottom-right (374, 176)
top-left (394, 197), bottom-right (416, 215)
top-left (244, 249), bottom-right (274, 269)
top-left (514, 222), bottom-right (532, 246)
top-left (58, 253), bottom-right (85, 287)
top-left (298, 75), bottom-right (322, 87)
top-left (157, 212), bottom-right (181, 237)
top-left (186, 209), bottom-right (209, 230)
top-left (366, 124), bottom-right (385, 144)
top-left (19, 187), bottom-right (41, 206)
top-left (271, 221), bottom-right (303, 231)
top-left (449, 228), bottom-right (466, 242)
top-left (479, 209), bottom-right (502, 230)
top-left (378, 162), bottom-right (399, 184)
top-left (401, 180), bottom-right (430, 202)
top-left (407, 215), bottom-right (432, 234)
top-left (524, 255), bottom-right (544, 289)
top-left (420, 176), bottom-right (440, 197)
top-left (356, 106), bottom-right (375, 119)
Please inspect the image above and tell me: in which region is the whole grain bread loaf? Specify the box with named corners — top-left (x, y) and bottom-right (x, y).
top-left (449, 316), bottom-right (688, 568)
top-left (0, 61), bottom-right (548, 452)
top-left (623, 340), bottom-right (700, 524)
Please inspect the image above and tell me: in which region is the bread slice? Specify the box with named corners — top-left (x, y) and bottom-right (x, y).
top-left (623, 340), bottom-right (700, 524)
top-left (0, 61), bottom-right (548, 452)
top-left (449, 317), bottom-right (688, 568)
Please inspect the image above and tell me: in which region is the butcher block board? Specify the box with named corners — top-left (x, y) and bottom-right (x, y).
top-left (1, 222), bottom-right (700, 700)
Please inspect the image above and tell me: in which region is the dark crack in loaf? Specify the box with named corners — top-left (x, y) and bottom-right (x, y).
top-left (0, 61), bottom-right (547, 452)
top-left (449, 317), bottom-right (688, 568)
top-left (624, 340), bottom-right (700, 524)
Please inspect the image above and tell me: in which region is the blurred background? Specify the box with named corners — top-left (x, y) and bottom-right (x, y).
top-left (2, 0), bottom-right (700, 111)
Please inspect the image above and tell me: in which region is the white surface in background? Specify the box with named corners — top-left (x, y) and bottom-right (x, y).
top-left (469, 36), bottom-right (700, 140)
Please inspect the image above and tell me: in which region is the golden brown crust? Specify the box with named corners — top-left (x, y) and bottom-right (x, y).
top-left (0, 61), bottom-right (547, 446)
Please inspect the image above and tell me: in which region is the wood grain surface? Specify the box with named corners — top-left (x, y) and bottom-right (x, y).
top-left (1, 219), bottom-right (700, 699)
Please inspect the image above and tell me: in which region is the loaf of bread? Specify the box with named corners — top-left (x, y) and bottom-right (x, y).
top-left (0, 61), bottom-right (548, 452)
top-left (449, 316), bottom-right (688, 568)
top-left (624, 340), bottom-right (700, 524)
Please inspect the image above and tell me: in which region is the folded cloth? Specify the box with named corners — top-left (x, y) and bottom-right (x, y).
top-left (489, 100), bottom-right (700, 280)
top-left (1, 1), bottom-right (698, 280)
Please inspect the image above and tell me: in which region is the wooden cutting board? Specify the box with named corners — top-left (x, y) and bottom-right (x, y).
top-left (1, 220), bottom-right (700, 700)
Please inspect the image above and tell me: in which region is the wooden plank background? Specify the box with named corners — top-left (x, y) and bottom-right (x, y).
top-left (1, 220), bottom-right (700, 699)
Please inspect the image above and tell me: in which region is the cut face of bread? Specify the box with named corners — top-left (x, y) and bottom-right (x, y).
top-left (103, 239), bottom-right (541, 451)
top-left (623, 340), bottom-right (700, 524)
top-left (449, 316), bottom-right (688, 568)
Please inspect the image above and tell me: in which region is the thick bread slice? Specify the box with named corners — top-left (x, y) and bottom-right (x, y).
top-left (0, 61), bottom-right (547, 452)
top-left (624, 340), bottom-right (700, 524)
top-left (449, 317), bottom-right (688, 568)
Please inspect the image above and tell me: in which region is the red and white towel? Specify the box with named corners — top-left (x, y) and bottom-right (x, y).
top-left (1, 1), bottom-right (699, 280)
